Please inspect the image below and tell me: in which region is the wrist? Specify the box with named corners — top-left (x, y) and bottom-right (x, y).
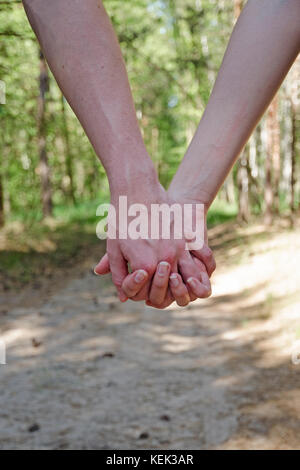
top-left (167, 184), bottom-right (211, 215)
top-left (109, 158), bottom-right (163, 204)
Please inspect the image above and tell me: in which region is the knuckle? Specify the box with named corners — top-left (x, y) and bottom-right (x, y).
top-left (188, 292), bottom-right (197, 302)
top-left (158, 255), bottom-right (174, 268)
top-left (142, 262), bottom-right (157, 275)
top-left (163, 256), bottom-right (175, 267)
top-left (178, 258), bottom-right (190, 272)
top-left (200, 245), bottom-right (212, 260)
top-left (203, 290), bottom-right (211, 299)
top-left (149, 299), bottom-right (159, 308)
top-left (177, 286), bottom-right (188, 297)
top-left (155, 303), bottom-right (169, 310)
top-left (177, 298), bottom-right (189, 307)
top-left (149, 293), bottom-right (164, 307)
top-left (153, 277), bottom-right (167, 288)
top-left (205, 246), bottom-right (213, 257)
top-left (123, 285), bottom-right (135, 297)
top-left (131, 292), bottom-right (146, 301)
top-left (156, 295), bottom-right (174, 309)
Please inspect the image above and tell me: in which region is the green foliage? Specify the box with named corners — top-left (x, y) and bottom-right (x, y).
top-left (0, 0), bottom-right (298, 227)
top-left (207, 198), bottom-right (238, 227)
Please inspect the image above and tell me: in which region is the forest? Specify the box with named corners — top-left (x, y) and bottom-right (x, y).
top-left (0, 0), bottom-right (299, 231)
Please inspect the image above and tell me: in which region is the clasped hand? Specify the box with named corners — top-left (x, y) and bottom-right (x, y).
top-left (95, 180), bottom-right (216, 309)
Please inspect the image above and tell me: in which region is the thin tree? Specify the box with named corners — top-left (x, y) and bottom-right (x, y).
top-left (37, 50), bottom-right (52, 217)
top-left (0, 123), bottom-right (5, 227)
top-left (234, 0), bottom-right (243, 19)
top-left (0, 166), bottom-right (4, 227)
top-left (237, 148), bottom-right (249, 222)
top-left (234, 0), bottom-right (249, 222)
top-left (60, 93), bottom-right (76, 205)
top-left (271, 95), bottom-right (280, 215)
top-left (264, 95), bottom-right (280, 224)
top-left (289, 59), bottom-right (299, 217)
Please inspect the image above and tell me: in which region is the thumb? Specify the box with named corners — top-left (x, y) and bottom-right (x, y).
top-left (94, 253), bottom-right (110, 275)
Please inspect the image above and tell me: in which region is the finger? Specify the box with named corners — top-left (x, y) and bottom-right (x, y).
top-left (94, 253), bottom-right (110, 275)
top-left (186, 276), bottom-right (211, 298)
top-left (169, 273), bottom-right (190, 307)
top-left (122, 269), bottom-right (149, 298)
top-left (178, 251), bottom-right (210, 299)
top-left (188, 292), bottom-right (197, 302)
top-left (191, 245), bottom-right (216, 277)
top-left (146, 291), bottom-right (174, 310)
top-left (148, 287), bottom-right (174, 309)
top-left (108, 249), bottom-right (129, 302)
top-left (149, 261), bottom-right (171, 307)
top-left (129, 258), bottom-right (157, 301)
top-left (200, 271), bottom-right (211, 293)
top-left (192, 257), bottom-right (212, 292)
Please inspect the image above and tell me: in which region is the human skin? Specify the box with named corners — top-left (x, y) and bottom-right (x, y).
top-left (22, 0), bottom-right (213, 306)
top-left (169, 0), bottom-right (300, 206)
top-left (98, 0), bottom-right (300, 306)
top-left (95, 198), bottom-right (214, 308)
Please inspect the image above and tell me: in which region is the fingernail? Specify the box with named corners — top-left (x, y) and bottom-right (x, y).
top-left (187, 277), bottom-right (197, 289)
top-left (200, 272), bottom-right (211, 290)
top-left (158, 261), bottom-right (169, 276)
top-left (94, 268), bottom-right (101, 276)
top-left (170, 273), bottom-right (179, 287)
top-left (135, 269), bottom-right (147, 283)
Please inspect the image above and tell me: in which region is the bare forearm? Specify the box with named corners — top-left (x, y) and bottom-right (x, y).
top-left (22, 0), bottom-right (158, 194)
top-left (169, 0), bottom-right (300, 206)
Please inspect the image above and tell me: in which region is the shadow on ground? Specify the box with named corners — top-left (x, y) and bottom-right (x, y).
top-left (0, 220), bottom-right (300, 449)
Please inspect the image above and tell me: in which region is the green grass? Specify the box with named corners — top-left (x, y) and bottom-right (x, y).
top-left (207, 198), bottom-right (238, 227)
top-left (0, 198), bottom-right (109, 288)
top-left (53, 198), bottom-right (109, 225)
top-left (0, 197), bottom-right (237, 287)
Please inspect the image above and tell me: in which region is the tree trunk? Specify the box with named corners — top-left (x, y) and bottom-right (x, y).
top-left (61, 94), bottom-right (76, 205)
top-left (223, 172), bottom-right (236, 205)
top-left (234, 0), bottom-right (243, 20)
top-left (37, 50), bottom-right (52, 218)
top-left (271, 96), bottom-right (280, 214)
top-left (264, 97), bottom-right (280, 224)
top-left (0, 125), bottom-right (5, 227)
top-left (0, 170), bottom-right (4, 228)
top-left (234, 0), bottom-right (248, 222)
top-left (290, 99), bottom-right (297, 214)
top-left (289, 59), bottom-right (299, 217)
top-left (237, 148), bottom-right (249, 223)
top-left (264, 122), bottom-right (273, 225)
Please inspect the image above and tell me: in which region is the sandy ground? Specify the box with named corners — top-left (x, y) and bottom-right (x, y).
top-left (0, 222), bottom-right (300, 450)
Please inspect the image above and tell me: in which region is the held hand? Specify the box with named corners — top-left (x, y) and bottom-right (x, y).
top-left (99, 181), bottom-right (192, 305)
top-left (94, 189), bottom-right (216, 308)
top-left (95, 252), bottom-right (213, 309)
top-left (142, 190), bottom-right (216, 307)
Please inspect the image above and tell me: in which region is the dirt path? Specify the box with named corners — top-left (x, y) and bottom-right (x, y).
top-left (1, 223), bottom-right (300, 450)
